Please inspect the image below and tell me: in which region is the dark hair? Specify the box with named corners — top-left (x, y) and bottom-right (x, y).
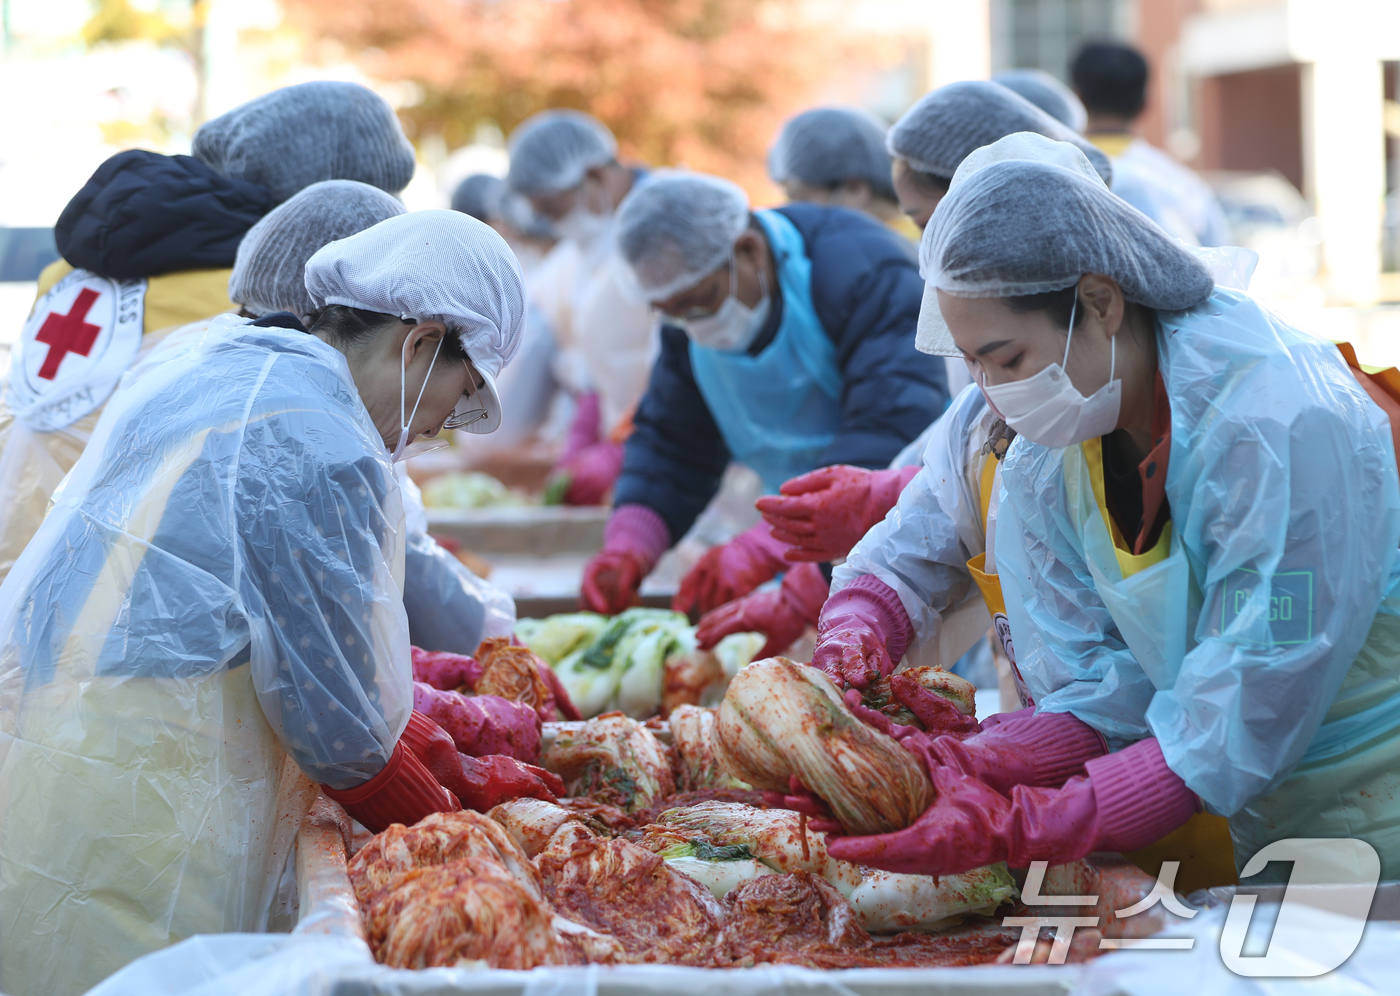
top-left (903, 167), bottom-right (951, 196)
top-left (1004, 286), bottom-right (1079, 331)
top-left (1070, 41), bottom-right (1149, 118)
top-left (308, 305), bottom-right (468, 359)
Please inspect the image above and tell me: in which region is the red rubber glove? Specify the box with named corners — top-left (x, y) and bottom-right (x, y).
top-left (826, 738), bottom-right (1199, 877)
top-left (695, 561), bottom-right (829, 659)
top-left (673, 522), bottom-right (791, 617)
top-left (581, 504), bottom-right (670, 614)
top-left (756, 465), bottom-right (920, 563)
top-left (452, 755), bottom-right (567, 812)
top-left (810, 575), bottom-right (914, 690)
top-left (559, 441), bottom-right (625, 506)
top-left (410, 646), bottom-right (482, 692)
top-left (321, 741), bottom-right (460, 833)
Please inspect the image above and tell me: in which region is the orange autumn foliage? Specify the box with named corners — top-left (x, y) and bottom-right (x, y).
top-left (280, 0), bottom-right (850, 199)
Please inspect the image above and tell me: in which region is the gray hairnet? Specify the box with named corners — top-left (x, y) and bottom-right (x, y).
top-left (506, 110), bottom-right (618, 195)
top-left (925, 158), bottom-right (1213, 305)
top-left (229, 180), bottom-right (405, 319)
top-left (887, 81), bottom-right (1111, 185)
top-left (451, 174), bottom-right (505, 221)
top-left (305, 210), bottom-right (527, 384)
top-left (193, 82), bottom-right (417, 204)
top-left (768, 106), bottom-right (895, 202)
top-left (992, 69), bottom-right (1088, 133)
top-left (615, 170), bottom-right (751, 302)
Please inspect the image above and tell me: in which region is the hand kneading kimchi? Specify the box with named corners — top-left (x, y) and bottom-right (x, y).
top-left (713, 659), bottom-right (933, 834)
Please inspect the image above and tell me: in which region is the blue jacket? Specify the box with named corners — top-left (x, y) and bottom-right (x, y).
top-left (615, 203), bottom-right (948, 543)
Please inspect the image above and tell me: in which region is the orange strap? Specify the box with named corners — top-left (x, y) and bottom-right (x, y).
top-left (1335, 341), bottom-right (1400, 464)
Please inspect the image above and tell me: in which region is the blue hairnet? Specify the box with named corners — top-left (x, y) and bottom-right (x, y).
top-left (887, 81), bottom-right (1110, 184)
top-left (506, 110), bottom-right (618, 195)
top-left (768, 106), bottom-right (896, 202)
top-left (992, 69), bottom-right (1088, 133)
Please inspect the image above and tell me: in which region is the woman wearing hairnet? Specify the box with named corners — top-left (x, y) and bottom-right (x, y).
top-left (578, 170), bottom-right (950, 620)
top-left (692, 88), bottom-right (1115, 660)
top-left (767, 106), bottom-right (920, 242)
top-left (814, 152), bottom-right (1400, 887)
top-left (0, 211), bottom-right (531, 996)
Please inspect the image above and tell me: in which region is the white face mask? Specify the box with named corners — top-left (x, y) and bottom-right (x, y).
top-left (680, 254), bottom-right (771, 353)
top-left (390, 334), bottom-right (443, 463)
top-left (554, 181), bottom-right (612, 247)
top-left (980, 295), bottom-right (1122, 449)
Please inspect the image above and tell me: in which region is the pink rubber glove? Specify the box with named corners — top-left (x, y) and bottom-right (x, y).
top-left (673, 521), bottom-right (792, 617)
top-left (559, 391), bottom-right (601, 467)
top-left (412, 682), bottom-right (542, 762)
top-left (810, 575), bottom-right (914, 690)
top-left (902, 709), bottom-right (1109, 795)
top-left (410, 646), bottom-right (483, 692)
top-left (756, 465), bottom-right (920, 563)
top-left (827, 738), bottom-right (1199, 877)
top-left (560, 441), bottom-right (625, 506)
top-left (695, 561), bottom-right (830, 659)
top-left (580, 505), bottom-right (670, 614)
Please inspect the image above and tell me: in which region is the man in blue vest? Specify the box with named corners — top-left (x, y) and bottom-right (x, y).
top-left (580, 170), bottom-right (949, 617)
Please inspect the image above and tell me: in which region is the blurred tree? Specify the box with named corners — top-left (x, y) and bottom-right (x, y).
top-left (83, 0), bottom-right (211, 123)
top-left (281, 0), bottom-right (845, 198)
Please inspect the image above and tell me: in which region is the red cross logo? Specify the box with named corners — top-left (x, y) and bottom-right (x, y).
top-left (34, 288), bottom-right (104, 380)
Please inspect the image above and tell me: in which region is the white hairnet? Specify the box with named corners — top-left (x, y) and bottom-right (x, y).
top-left (229, 180), bottom-right (405, 319)
top-left (887, 81), bottom-right (1111, 185)
top-left (992, 69), bottom-right (1088, 133)
top-left (915, 133), bottom-right (1111, 355)
top-left (305, 210), bottom-right (526, 378)
top-left (506, 110), bottom-right (618, 195)
top-left (614, 170), bottom-right (751, 302)
top-left (916, 158), bottom-right (1214, 356)
top-left (768, 106), bottom-right (895, 202)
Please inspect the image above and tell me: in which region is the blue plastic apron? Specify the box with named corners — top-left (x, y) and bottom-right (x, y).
top-left (689, 210), bottom-right (842, 494)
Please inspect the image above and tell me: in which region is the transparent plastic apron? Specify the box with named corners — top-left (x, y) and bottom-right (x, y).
top-left (689, 210), bottom-right (842, 494)
top-left (0, 426), bottom-right (318, 996)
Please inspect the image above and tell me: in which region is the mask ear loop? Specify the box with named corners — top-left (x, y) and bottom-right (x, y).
top-left (1061, 291), bottom-right (1079, 368)
top-left (400, 332), bottom-right (444, 439)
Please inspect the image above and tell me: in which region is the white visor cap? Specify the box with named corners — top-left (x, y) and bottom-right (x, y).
top-left (305, 210), bottom-right (527, 433)
top-left (916, 132), bottom-right (1109, 357)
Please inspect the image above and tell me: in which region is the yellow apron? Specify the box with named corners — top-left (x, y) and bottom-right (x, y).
top-left (0, 423), bottom-right (316, 996)
top-left (0, 262), bottom-right (236, 585)
top-left (966, 440), bottom-right (1237, 894)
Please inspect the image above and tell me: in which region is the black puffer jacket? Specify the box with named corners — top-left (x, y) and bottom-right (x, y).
top-left (55, 149), bottom-right (271, 280)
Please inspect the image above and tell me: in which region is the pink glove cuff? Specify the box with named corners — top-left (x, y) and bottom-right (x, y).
top-left (821, 575), bottom-right (915, 667)
top-left (870, 465), bottom-right (921, 511)
top-left (1086, 738), bottom-right (1199, 852)
top-left (782, 562), bottom-right (830, 619)
top-left (604, 504), bottom-right (671, 573)
top-left (986, 709), bottom-right (1109, 788)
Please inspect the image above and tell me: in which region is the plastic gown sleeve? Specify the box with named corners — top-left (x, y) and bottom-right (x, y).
top-left (237, 413), bottom-right (411, 791)
top-left (835, 385), bottom-right (989, 664)
top-left (995, 295), bottom-right (1400, 815)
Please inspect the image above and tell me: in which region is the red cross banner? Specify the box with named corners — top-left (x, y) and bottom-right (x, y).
top-left (8, 270), bottom-right (146, 432)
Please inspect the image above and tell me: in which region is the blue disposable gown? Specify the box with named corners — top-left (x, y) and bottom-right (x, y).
top-left (995, 288), bottom-right (1400, 875)
top-left (0, 315), bottom-right (415, 994)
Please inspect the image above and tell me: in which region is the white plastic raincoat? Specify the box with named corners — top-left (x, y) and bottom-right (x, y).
top-left (0, 314), bottom-right (414, 995)
top-left (835, 384), bottom-right (998, 670)
top-left (995, 289), bottom-right (1400, 876)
